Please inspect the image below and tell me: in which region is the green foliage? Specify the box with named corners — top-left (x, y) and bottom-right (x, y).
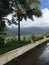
top-left (20, 35), bottom-right (31, 43)
top-left (0, 34), bottom-right (44, 55)
top-left (0, 21), bottom-right (5, 31)
top-left (34, 35), bottom-right (43, 41)
top-left (32, 8), bottom-right (42, 17)
top-left (0, 36), bottom-right (5, 48)
top-left (43, 31), bottom-right (49, 37)
top-left (0, 36), bottom-right (31, 55)
top-left (0, 32), bottom-right (7, 35)
top-left (23, 36), bottom-right (26, 41)
top-left (0, 0), bottom-right (42, 26)
top-left (0, 0), bottom-right (42, 42)
top-left (0, 0), bottom-right (13, 31)
top-left (45, 34), bottom-right (49, 37)
top-left (0, 36), bottom-right (4, 44)
top-left (0, 0), bottom-right (13, 16)
top-left (5, 36), bottom-right (18, 44)
top-left (46, 35), bottom-right (49, 37)
top-left (26, 35), bottom-right (31, 42)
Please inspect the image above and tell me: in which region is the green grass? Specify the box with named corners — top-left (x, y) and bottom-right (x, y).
top-left (0, 34), bottom-right (43, 55)
top-left (34, 34), bottom-right (43, 41)
top-left (0, 42), bottom-right (30, 55)
top-left (44, 31), bottom-right (49, 37)
top-left (0, 36), bottom-right (31, 55)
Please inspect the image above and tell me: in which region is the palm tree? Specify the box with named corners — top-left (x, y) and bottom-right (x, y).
top-left (12, 0), bottom-right (42, 42)
top-left (0, 0), bottom-right (42, 42)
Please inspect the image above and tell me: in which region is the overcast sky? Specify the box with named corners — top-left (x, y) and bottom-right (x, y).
top-left (6, 0), bottom-right (49, 28)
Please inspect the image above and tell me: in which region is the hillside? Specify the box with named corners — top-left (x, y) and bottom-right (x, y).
top-left (4, 27), bottom-right (49, 36)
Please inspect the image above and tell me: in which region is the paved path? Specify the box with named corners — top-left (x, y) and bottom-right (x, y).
top-left (0, 38), bottom-right (49, 65)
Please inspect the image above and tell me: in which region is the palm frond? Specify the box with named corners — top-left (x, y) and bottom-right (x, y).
top-left (32, 8), bottom-right (42, 17)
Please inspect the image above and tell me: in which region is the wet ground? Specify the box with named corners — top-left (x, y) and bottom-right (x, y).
top-left (5, 41), bottom-right (49, 65)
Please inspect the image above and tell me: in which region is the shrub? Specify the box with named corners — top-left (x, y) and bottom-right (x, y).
top-left (35, 35), bottom-right (43, 41)
top-left (45, 34), bottom-right (49, 37)
top-left (21, 35), bottom-right (31, 43)
top-left (26, 36), bottom-right (31, 43)
top-left (0, 36), bottom-right (5, 48)
top-left (23, 36), bottom-right (26, 41)
top-left (5, 36), bottom-right (18, 45)
top-left (0, 32), bottom-right (7, 35)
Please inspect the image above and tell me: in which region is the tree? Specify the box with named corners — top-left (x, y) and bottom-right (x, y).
top-left (12, 0), bottom-right (42, 42)
top-left (0, 0), bottom-right (42, 42)
top-left (0, 0), bottom-right (13, 31)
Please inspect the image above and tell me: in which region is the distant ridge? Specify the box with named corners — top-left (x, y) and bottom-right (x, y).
top-left (4, 27), bottom-right (49, 36)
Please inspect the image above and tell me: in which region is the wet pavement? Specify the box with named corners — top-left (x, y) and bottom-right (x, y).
top-left (5, 42), bottom-right (49, 65)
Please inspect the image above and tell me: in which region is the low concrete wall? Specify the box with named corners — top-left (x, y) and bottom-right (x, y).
top-left (0, 38), bottom-right (49, 65)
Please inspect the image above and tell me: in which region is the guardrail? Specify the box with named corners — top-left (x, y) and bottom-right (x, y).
top-left (0, 37), bottom-right (49, 65)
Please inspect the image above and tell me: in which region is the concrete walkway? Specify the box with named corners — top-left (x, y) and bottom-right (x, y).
top-left (0, 38), bottom-right (49, 65)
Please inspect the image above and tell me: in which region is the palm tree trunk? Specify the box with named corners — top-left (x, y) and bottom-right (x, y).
top-left (18, 20), bottom-right (20, 42)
